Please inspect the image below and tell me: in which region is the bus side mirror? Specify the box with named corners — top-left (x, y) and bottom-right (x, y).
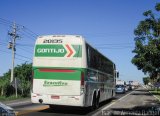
top-left (117, 72), bottom-right (119, 78)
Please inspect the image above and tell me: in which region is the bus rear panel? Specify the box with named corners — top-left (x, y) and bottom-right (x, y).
top-left (31, 35), bottom-right (86, 106)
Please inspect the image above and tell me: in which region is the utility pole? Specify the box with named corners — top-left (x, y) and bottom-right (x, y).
top-left (8, 22), bottom-right (19, 98)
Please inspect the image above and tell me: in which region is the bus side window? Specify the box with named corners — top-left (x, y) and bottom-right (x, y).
top-left (86, 44), bottom-right (90, 68)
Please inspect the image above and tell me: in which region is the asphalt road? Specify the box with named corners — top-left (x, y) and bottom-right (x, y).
top-left (13, 86), bottom-right (160, 116)
top-left (96, 86), bottom-right (160, 116)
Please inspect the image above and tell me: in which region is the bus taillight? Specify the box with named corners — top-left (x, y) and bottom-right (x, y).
top-left (81, 72), bottom-right (84, 86)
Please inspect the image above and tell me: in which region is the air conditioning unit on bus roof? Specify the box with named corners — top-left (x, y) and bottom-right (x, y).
top-left (38, 35), bottom-right (81, 38)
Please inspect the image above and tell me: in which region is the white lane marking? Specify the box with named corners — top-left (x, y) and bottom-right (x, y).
top-left (142, 85), bottom-right (147, 89)
top-left (103, 91), bottom-right (134, 110)
top-left (151, 94), bottom-right (160, 101)
top-left (92, 91), bottom-right (134, 116)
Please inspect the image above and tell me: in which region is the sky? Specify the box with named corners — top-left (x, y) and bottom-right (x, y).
top-left (0, 0), bottom-right (159, 83)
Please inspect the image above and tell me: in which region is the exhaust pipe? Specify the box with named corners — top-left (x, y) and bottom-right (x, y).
top-left (39, 99), bottom-right (43, 104)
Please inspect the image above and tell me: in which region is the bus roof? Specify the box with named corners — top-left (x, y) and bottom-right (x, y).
top-left (37, 35), bottom-right (83, 39)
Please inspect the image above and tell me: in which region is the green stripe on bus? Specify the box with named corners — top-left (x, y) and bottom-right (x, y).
top-left (35, 44), bottom-right (67, 57)
top-left (72, 45), bottom-right (82, 57)
top-left (33, 68), bottom-right (83, 80)
top-left (34, 44), bottom-right (82, 57)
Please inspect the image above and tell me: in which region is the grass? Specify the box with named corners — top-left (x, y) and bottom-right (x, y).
top-left (149, 88), bottom-right (160, 100)
top-left (0, 95), bottom-right (27, 102)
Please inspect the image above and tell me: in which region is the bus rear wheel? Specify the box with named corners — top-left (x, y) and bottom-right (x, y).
top-left (49, 105), bottom-right (54, 109)
top-left (90, 93), bottom-right (99, 110)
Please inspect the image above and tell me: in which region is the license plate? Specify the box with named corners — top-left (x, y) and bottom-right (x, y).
top-left (51, 96), bottom-right (60, 99)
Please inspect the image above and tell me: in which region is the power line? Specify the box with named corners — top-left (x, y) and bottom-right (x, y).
top-left (0, 42), bottom-right (7, 46)
top-left (94, 42), bottom-right (135, 50)
top-left (0, 22), bottom-right (11, 27)
top-left (0, 41), bottom-right (8, 44)
top-left (17, 46), bottom-right (33, 54)
top-left (94, 43), bottom-right (134, 46)
top-left (18, 31), bottom-right (36, 42)
top-left (0, 18), bottom-right (12, 27)
top-left (22, 26), bottom-right (38, 37)
top-left (15, 57), bottom-right (31, 62)
top-left (0, 18), bottom-right (38, 42)
top-left (0, 50), bottom-right (32, 61)
top-left (0, 18), bottom-right (13, 24)
top-left (0, 49), bottom-right (11, 54)
top-left (15, 53), bottom-right (32, 60)
top-left (0, 42), bottom-right (33, 54)
top-left (0, 18), bottom-right (26, 29)
top-left (97, 46), bottom-right (134, 49)
top-left (16, 43), bottom-right (34, 47)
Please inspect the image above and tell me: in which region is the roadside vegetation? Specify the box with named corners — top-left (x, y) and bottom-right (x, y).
top-left (149, 89), bottom-right (160, 100)
top-left (132, 3), bottom-right (160, 89)
top-left (132, 2), bottom-right (160, 101)
top-left (0, 63), bottom-right (32, 101)
top-left (143, 77), bottom-right (160, 99)
top-left (132, 3), bottom-right (160, 79)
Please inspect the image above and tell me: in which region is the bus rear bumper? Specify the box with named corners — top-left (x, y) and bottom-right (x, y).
top-left (31, 93), bottom-right (85, 107)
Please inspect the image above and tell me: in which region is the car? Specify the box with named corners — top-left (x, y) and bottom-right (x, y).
top-left (0, 102), bottom-right (16, 116)
top-left (125, 85), bottom-right (129, 92)
top-left (115, 85), bottom-right (126, 94)
top-left (127, 84), bottom-right (132, 91)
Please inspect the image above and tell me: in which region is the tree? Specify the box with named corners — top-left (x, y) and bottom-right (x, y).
top-left (0, 77), bottom-right (10, 96)
top-left (0, 63), bottom-right (32, 97)
top-left (132, 3), bottom-right (160, 79)
top-left (0, 71), bottom-right (10, 96)
top-left (14, 63), bottom-right (32, 97)
top-left (143, 77), bottom-right (150, 85)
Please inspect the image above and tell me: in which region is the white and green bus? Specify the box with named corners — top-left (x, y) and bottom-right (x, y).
top-left (31, 35), bottom-right (118, 109)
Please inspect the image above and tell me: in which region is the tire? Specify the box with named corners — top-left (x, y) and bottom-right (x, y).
top-left (49, 105), bottom-right (54, 109)
top-left (112, 90), bottom-right (114, 97)
top-left (96, 93), bottom-right (100, 108)
top-left (90, 92), bottom-right (99, 111)
top-left (50, 105), bottom-right (60, 109)
top-left (123, 89), bottom-right (126, 94)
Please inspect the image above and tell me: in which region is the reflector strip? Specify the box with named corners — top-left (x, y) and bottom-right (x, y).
top-left (39, 69), bottom-right (75, 73)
